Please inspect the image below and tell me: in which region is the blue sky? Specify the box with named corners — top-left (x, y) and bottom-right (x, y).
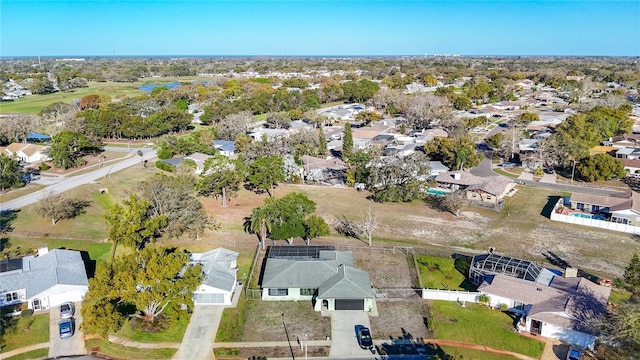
top-left (1, 1), bottom-right (639, 56)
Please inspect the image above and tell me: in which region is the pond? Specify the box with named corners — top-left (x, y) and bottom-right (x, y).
top-left (139, 82), bottom-right (182, 92)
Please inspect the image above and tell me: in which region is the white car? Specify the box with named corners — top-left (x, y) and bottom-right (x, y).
top-left (59, 302), bottom-right (75, 319)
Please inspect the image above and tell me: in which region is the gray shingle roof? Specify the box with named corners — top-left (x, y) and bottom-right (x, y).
top-left (261, 251), bottom-right (354, 288)
top-left (317, 264), bottom-right (373, 299)
top-left (190, 248), bottom-right (238, 293)
top-left (0, 249), bottom-right (88, 299)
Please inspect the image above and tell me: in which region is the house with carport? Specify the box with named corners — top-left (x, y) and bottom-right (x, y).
top-left (260, 246), bottom-right (374, 312)
top-left (189, 247), bottom-right (239, 306)
top-left (0, 247), bottom-right (88, 311)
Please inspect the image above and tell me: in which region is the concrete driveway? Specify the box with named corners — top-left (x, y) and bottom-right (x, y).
top-left (328, 311), bottom-right (374, 358)
top-left (173, 306), bottom-right (224, 360)
top-left (48, 302), bottom-right (86, 358)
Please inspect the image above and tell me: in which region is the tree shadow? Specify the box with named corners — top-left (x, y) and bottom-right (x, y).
top-left (376, 329), bottom-right (457, 359)
top-left (0, 210), bottom-right (19, 234)
top-left (541, 196), bottom-right (562, 218)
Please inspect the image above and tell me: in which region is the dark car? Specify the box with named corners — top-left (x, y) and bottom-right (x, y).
top-left (566, 346), bottom-right (583, 360)
top-left (59, 318), bottom-right (75, 339)
top-left (544, 167), bottom-right (555, 174)
top-left (356, 326), bottom-right (373, 349)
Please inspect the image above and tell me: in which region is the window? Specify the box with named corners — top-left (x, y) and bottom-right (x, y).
top-left (5, 292), bottom-right (18, 302)
top-left (486, 195), bottom-right (492, 200)
top-left (514, 301), bottom-right (525, 311)
top-left (300, 288), bottom-right (315, 296)
top-left (268, 288), bottom-right (288, 296)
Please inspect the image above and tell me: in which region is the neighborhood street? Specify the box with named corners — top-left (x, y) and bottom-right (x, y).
top-left (0, 148), bottom-right (156, 212)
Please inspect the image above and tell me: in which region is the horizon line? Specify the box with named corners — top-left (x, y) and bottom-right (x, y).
top-left (2, 54), bottom-right (639, 59)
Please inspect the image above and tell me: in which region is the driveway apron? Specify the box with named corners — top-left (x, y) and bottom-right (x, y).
top-left (173, 306), bottom-right (224, 360)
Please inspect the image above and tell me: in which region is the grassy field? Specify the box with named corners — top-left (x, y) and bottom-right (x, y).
top-left (85, 339), bottom-right (176, 360)
top-left (1, 313), bottom-right (49, 352)
top-left (429, 301), bottom-right (545, 358)
top-left (3, 348), bottom-right (49, 360)
top-left (416, 255), bottom-right (473, 290)
top-left (0, 77), bottom-right (215, 115)
top-left (0, 185), bottom-right (45, 203)
top-left (115, 316), bottom-right (188, 343)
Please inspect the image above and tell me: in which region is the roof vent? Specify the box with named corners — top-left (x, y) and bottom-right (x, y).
top-left (453, 172), bottom-right (461, 180)
top-left (37, 247), bottom-right (49, 257)
top-left (536, 288), bottom-right (542, 291)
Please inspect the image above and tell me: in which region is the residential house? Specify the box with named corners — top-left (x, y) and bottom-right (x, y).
top-left (260, 246), bottom-right (374, 312)
top-left (604, 134), bottom-right (640, 149)
top-left (184, 152), bottom-right (213, 174)
top-left (0, 247), bottom-right (89, 311)
top-left (435, 171), bottom-right (483, 191)
top-left (247, 127), bottom-right (289, 142)
top-left (615, 147), bottom-right (640, 160)
top-left (1, 143), bottom-right (51, 163)
top-left (189, 248), bottom-right (238, 306)
top-left (568, 191), bottom-right (640, 225)
top-left (620, 158), bottom-right (640, 174)
top-left (428, 161), bottom-right (449, 177)
top-left (301, 155), bottom-right (347, 184)
top-left (478, 273), bottom-right (610, 349)
top-left (465, 176), bottom-right (516, 205)
top-left (213, 140), bottom-right (237, 158)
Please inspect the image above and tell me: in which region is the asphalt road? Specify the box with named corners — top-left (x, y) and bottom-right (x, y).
top-left (0, 148), bottom-right (156, 212)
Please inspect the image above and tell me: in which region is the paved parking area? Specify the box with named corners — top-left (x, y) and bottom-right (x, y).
top-left (48, 302), bottom-right (86, 358)
top-left (540, 173), bottom-right (557, 184)
top-left (173, 306), bottom-right (224, 360)
top-left (328, 311), bottom-right (373, 358)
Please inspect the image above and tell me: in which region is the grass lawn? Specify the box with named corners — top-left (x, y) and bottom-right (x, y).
top-left (493, 168), bottom-right (520, 178)
top-left (3, 348), bottom-right (49, 360)
top-left (439, 346), bottom-right (516, 360)
top-left (416, 255), bottom-right (474, 290)
top-left (1, 313), bottom-right (49, 352)
top-left (115, 315), bottom-right (188, 343)
top-left (1, 237), bottom-right (111, 262)
top-left (0, 185), bottom-right (45, 203)
top-left (85, 339), bottom-right (176, 359)
top-left (429, 301), bottom-right (545, 358)
top-left (216, 296), bottom-right (252, 342)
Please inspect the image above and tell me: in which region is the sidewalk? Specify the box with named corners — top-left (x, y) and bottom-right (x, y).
top-left (0, 342), bottom-right (49, 358)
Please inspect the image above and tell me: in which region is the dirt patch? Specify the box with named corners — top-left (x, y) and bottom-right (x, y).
top-left (369, 298), bottom-right (431, 340)
top-left (216, 346), bottom-right (330, 360)
top-left (130, 315), bottom-right (171, 333)
top-left (242, 301), bottom-right (331, 343)
top-left (353, 249), bottom-right (414, 288)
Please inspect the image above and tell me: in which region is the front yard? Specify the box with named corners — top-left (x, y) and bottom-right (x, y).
top-left (1, 313), bottom-right (49, 353)
top-left (428, 301), bottom-right (545, 358)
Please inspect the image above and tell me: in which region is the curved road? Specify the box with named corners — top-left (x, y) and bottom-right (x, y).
top-left (0, 148), bottom-right (156, 212)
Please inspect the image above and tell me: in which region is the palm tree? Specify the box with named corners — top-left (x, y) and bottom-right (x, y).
top-left (243, 207), bottom-right (271, 251)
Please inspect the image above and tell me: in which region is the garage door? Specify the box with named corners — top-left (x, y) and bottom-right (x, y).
top-left (335, 299), bottom-right (364, 310)
top-left (194, 293), bottom-right (225, 304)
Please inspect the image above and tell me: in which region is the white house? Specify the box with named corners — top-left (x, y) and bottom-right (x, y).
top-left (189, 248), bottom-right (239, 306)
top-left (1, 143), bottom-right (51, 163)
top-left (0, 247), bottom-right (89, 311)
top-left (184, 152), bottom-right (213, 174)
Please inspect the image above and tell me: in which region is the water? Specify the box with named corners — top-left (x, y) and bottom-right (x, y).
top-left (427, 188), bottom-right (449, 196)
top-left (139, 82), bottom-right (182, 92)
top-left (570, 212), bottom-right (605, 220)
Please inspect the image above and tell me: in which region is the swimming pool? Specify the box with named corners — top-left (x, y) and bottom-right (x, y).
top-left (570, 212), bottom-right (606, 220)
top-left (427, 188), bottom-right (450, 196)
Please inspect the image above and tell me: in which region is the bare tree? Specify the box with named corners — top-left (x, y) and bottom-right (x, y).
top-left (433, 191), bottom-right (466, 216)
top-left (217, 111), bottom-right (254, 140)
top-left (405, 93), bottom-right (452, 130)
top-left (360, 206), bottom-right (378, 246)
top-left (34, 194), bottom-right (90, 224)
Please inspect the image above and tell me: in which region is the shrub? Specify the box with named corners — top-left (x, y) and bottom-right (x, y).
top-left (21, 309), bottom-right (33, 318)
top-left (155, 160), bottom-right (175, 172)
top-left (39, 162), bottom-right (51, 171)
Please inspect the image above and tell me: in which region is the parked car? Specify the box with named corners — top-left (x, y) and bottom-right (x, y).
top-left (59, 318), bottom-right (75, 339)
top-left (60, 302), bottom-right (75, 319)
top-left (544, 167), bottom-right (555, 174)
top-left (356, 326), bottom-right (373, 349)
top-left (500, 162), bottom-right (519, 168)
top-left (566, 346), bottom-right (583, 360)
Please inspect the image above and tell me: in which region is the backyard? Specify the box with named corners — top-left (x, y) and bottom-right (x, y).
top-left (416, 255), bottom-right (474, 291)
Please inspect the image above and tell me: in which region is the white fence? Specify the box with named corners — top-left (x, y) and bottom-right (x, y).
top-left (421, 288), bottom-right (479, 303)
top-left (550, 199), bottom-right (640, 235)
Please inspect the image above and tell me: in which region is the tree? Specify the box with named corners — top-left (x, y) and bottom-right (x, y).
top-left (247, 192), bottom-right (327, 245)
top-left (134, 174), bottom-right (212, 238)
top-left (81, 247), bottom-right (202, 335)
top-left (405, 94), bottom-right (452, 130)
top-left (216, 111), bottom-right (254, 140)
top-left (48, 130), bottom-right (103, 169)
top-left (318, 128), bottom-right (327, 157)
top-left (341, 79), bottom-right (380, 103)
top-left (103, 195), bottom-right (167, 258)
top-left (515, 112), bottom-right (539, 125)
top-left (342, 123), bottom-right (353, 161)
top-left (485, 133), bottom-right (504, 150)
top-left (431, 191), bottom-right (466, 216)
top-left (624, 252), bottom-right (640, 294)
top-left (367, 152), bottom-right (432, 202)
top-left (0, 154), bottom-right (22, 190)
top-left (197, 155), bottom-right (244, 207)
top-left (423, 136), bottom-right (483, 170)
top-left (576, 153), bottom-right (625, 182)
top-left (246, 156), bottom-right (284, 196)
top-left (593, 301), bottom-right (640, 357)
top-left (79, 94), bottom-right (102, 110)
top-left (303, 214), bottom-right (330, 245)
top-left (34, 195), bottom-right (90, 225)
top-left (355, 110), bottom-right (382, 126)
top-left (360, 206), bottom-right (378, 246)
